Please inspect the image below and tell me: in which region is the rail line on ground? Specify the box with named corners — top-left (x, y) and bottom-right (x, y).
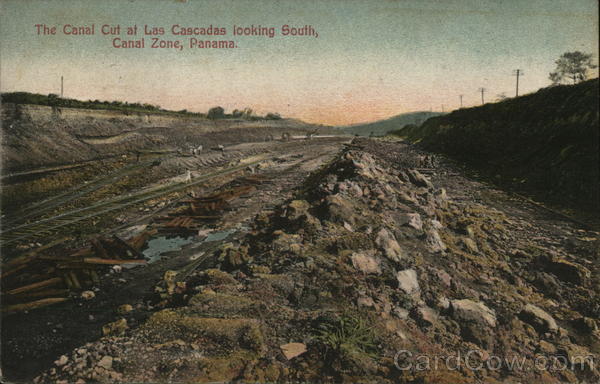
top-left (0, 154), bottom-right (270, 245)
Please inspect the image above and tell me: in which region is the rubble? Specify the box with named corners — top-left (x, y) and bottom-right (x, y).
top-left (28, 139), bottom-right (600, 383)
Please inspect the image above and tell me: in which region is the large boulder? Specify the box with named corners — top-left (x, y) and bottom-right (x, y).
top-left (407, 169), bottom-right (433, 189)
top-left (325, 194), bottom-right (357, 225)
top-left (519, 304), bottom-right (558, 333)
top-left (546, 255), bottom-right (591, 286)
top-left (451, 299), bottom-right (497, 328)
top-left (398, 212), bottom-right (423, 230)
top-left (285, 200), bottom-right (311, 221)
top-left (425, 229), bottom-right (446, 253)
top-left (375, 228), bottom-right (404, 262)
top-left (396, 269), bottom-right (420, 296)
top-left (450, 299), bottom-right (497, 349)
top-left (350, 251), bottom-right (382, 275)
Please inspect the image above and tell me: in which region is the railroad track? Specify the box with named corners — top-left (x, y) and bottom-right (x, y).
top-left (5, 155), bottom-right (174, 226)
top-left (1, 137), bottom-right (347, 246)
top-left (0, 154), bottom-right (270, 245)
top-left (3, 147), bottom-right (268, 228)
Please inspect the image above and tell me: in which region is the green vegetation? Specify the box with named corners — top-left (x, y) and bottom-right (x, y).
top-left (549, 51), bottom-right (597, 85)
top-left (315, 312), bottom-right (379, 357)
top-left (393, 79), bottom-right (599, 212)
top-left (0, 92), bottom-right (283, 120)
top-left (0, 92), bottom-right (185, 115)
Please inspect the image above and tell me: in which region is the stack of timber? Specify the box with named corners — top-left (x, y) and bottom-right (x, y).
top-left (155, 175), bottom-right (268, 234)
top-left (1, 231), bottom-right (155, 315)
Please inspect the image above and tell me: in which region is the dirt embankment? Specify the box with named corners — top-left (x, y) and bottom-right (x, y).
top-left (393, 79), bottom-right (599, 213)
top-left (1, 103), bottom-right (338, 173)
top-left (34, 139), bottom-right (599, 384)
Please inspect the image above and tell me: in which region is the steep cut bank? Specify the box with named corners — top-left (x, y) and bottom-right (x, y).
top-left (1, 103), bottom-right (336, 173)
top-left (394, 79), bottom-right (599, 213)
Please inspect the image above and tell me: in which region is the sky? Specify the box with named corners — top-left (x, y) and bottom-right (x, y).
top-left (0, 0), bottom-right (598, 126)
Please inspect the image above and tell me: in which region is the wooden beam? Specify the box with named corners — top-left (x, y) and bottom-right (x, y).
top-left (6, 277), bottom-right (63, 295)
top-left (3, 297), bottom-right (68, 314)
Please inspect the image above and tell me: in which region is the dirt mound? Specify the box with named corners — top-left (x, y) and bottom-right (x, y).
top-left (35, 139), bottom-right (599, 383)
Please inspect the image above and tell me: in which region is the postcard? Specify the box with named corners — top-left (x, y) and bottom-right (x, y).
top-left (1, 1), bottom-right (598, 382)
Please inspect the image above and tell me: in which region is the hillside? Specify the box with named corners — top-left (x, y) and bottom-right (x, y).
top-left (393, 79), bottom-right (599, 212)
top-left (0, 103), bottom-right (334, 173)
top-left (342, 111), bottom-right (444, 136)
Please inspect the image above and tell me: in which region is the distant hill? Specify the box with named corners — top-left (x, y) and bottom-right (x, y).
top-left (393, 79), bottom-right (599, 212)
top-left (341, 111), bottom-right (444, 136)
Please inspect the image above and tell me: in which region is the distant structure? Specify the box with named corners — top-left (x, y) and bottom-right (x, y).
top-left (478, 88), bottom-right (486, 104)
top-left (459, 94), bottom-right (463, 108)
top-left (512, 69), bottom-right (524, 97)
top-left (60, 76), bottom-right (63, 98)
top-left (306, 127), bottom-right (318, 140)
top-left (192, 145), bottom-right (203, 156)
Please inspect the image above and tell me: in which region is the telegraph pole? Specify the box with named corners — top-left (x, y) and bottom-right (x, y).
top-left (441, 104), bottom-right (444, 113)
top-left (61, 76), bottom-right (64, 98)
top-left (512, 69), bottom-right (524, 97)
top-left (459, 94), bottom-right (463, 108)
top-left (479, 88), bottom-right (486, 104)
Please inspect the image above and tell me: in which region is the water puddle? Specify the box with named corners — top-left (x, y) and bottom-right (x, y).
top-left (141, 229), bottom-right (237, 264)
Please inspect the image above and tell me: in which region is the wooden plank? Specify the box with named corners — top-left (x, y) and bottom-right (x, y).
top-left (128, 229), bottom-right (157, 251)
top-left (9, 289), bottom-right (69, 300)
top-left (6, 277), bottom-right (63, 295)
top-left (82, 257), bottom-right (147, 265)
top-left (1, 263), bottom-right (28, 279)
top-left (112, 235), bottom-right (144, 259)
top-left (57, 262), bottom-right (104, 269)
top-left (91, 238), bottom-right (111, 260)
top-left (3, 237), bottom-right (71, 269)
top-left (70, 247), bottom-right (94, 258)
top-left (3, 297), bottom-right (68, 314)
top-left (69, 271), bottom-right (81, 289)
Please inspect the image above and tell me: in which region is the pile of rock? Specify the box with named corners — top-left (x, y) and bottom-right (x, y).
top-left (35, 142), bottom-right (599, 383)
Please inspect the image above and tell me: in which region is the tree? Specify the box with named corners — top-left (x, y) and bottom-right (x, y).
top-left (549, 51), bottom-right (597, 85)
top-left (207, 106), bottom-right (225, 119)
top-left (495, 93), bottom-right (508, 102)
top-left (265, 112), bottom-right (281, 120)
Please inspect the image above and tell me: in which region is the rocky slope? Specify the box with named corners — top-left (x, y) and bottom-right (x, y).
top-left (34, 138), bottom-right (599, 383)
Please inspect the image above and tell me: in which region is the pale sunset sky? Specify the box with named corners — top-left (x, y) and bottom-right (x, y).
top-left (1, 0), bottom-right (598, 125)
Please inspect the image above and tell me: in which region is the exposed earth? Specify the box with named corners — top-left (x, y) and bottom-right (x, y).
top-left (2, 132), bottom-right (598, 383)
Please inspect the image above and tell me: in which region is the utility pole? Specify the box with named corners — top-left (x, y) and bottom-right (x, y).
top-left (441, 104), bottom-right (444, 113)
top-left (61, 76), bottom-right (63, 98)
top-left (459, 94), bottom-right (463, 108)
top-left (479, 88), bottom-right (486, 104)
top-left (512, 69), bottom-right (524, 97)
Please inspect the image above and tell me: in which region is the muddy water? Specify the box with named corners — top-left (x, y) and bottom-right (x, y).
top-left (142, 229), bottom-right (237, 263)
